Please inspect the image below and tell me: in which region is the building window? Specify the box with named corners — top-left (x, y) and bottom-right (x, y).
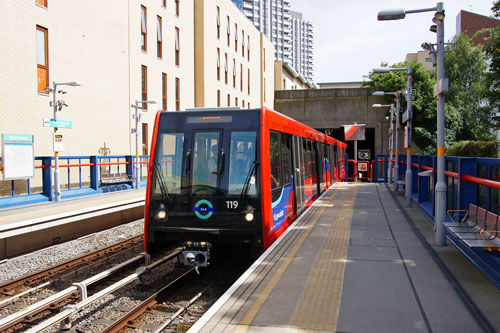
top-left (216, 6), bottom-right (220, 39)
top-left (242, 30), bottom-right (245, 56)
top-left (36, 25), bottom-right (49, 93)
top-left (264, 78), bottom-right (266, 102)
top-left (141, 6), bottom-right (147, 52)
top-left (227, 94), bottom-right (230, 106)
top-left (217, 90), bottom-right (221, 106)
top-left (234, 23), bottom-right (238, 52)
top-left (240, 64), bottom-right (243, 91)
top-left (162, 73), bottom-right (167, 110)
top-left (242, 100), bottom-right (245, 108)
top-left (224, 53), bottom-right (228, 84)
top-left (248, 102), bottom-right (250, 109)
top-left (162, 0), bottom-right (166, 8)
top-left (217, 48), bottom-right (220, 81)
top-left (175, 77), bottom-right (180, 111)
top-left (233, 58), bottom-right (236, 88)
top-left (142, 65), bottom-right (148, 109)
top-left (175, 0), bottom-right (179, 16)
top-left (157, 16), bottom-right (162, 59)
top-left (247, 68), bottom-right (250, 94)
top-left (36, 0), bottom-right (47, 7)
top-left (235, 97), bottom-right (238, 106)
top-left (283, 79), bottom-right (286, 89)
top-left (227, 16), bottom-right (230, 47)
top-left (247, 36), bottom-right (250, 61)
top-left (263, 48), bottom-right (266, 72)
top-left (175, 27), bottom-right (180, 66)
top-left (142, 123), bottom-right (149, 155)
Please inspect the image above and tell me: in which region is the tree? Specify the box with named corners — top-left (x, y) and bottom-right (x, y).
top-left (367, 61), bottom-right (437, 153)
top-left (484, 0), bottom-right (500, 120)
top-left (445, 34), bottom-right (493, 141)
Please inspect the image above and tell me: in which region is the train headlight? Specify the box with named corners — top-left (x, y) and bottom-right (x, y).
top-left (245, 212), bottom-right (254, 222)
top-left (155, 203), bottom-right (167, 221)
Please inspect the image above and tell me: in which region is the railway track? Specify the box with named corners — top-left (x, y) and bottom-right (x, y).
top-left (0, 235), bottom-right (144, 298)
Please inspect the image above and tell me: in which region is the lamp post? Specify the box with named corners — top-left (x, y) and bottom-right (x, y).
top-left (131, 100), bottom-right (156, 189)
top-left (377, 2), bottom-right (447, 244)
top-left (50, 81), bottom-right (81, 202)
top-left (373, 67), bottom-right (413, 208)
top-left (372, 103), bottom-right (394, 183)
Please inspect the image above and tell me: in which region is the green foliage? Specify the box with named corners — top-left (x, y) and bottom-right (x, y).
top-left (367, 61), bottom-right (436, 153)
top-left (447, 141), bottom-right (498, 157)
top-left (484, 1), bottom-right (500, 118)
top-left (445, 34), bottom-right (494, 141)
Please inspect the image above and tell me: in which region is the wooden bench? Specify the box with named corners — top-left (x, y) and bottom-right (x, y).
top-left (100, 172), bottom-right (133, 185)
top-left (445, 203), bottom-right (500, 251)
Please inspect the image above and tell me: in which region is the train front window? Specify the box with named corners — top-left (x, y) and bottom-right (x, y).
top-left (154, 133), bottom-right (184, 194)
top-left (192, 132), bottom-right (220, 191)
top-left (229, 131), bottom-right (257, 195)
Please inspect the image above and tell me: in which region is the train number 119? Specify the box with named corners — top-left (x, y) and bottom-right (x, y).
top-left (226, 200), bottom-right (239, 209)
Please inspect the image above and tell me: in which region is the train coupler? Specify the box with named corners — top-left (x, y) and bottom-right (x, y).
top-left (182, 241), bottom-right (211, 273)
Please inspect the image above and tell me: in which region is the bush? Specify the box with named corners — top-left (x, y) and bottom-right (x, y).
top-left (447, 141), bottom-right (498, 157)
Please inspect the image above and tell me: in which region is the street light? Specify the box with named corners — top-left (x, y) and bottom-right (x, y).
top-left (373, 91), bottom-right (403, 190)
top-left (373, 67), bottom-right (413, 208)
top-left (131, 100), bottom-right (156, 189)
top-left (51, 81), bottom-right (81, 202)
top-left (372, 103), bottom-right (395, 184)
top-left (377, 2), bottom-right (447, 245)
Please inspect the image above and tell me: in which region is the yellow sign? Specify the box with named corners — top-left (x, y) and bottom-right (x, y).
top-left (176, 323), bottom-right (192, 331)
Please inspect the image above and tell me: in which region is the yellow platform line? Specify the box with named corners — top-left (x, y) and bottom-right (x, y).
top-left (291, 185), bottom-right (357, 330)
top-left (233, 188), bottom-right (340, 332)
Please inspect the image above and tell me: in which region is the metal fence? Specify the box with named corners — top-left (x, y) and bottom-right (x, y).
top-left (0, 155), bottom-right (149, 209)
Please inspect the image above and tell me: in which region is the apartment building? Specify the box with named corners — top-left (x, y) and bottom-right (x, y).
top-left (0, 0), bottom-right (272, 160)
top-left (194, 0), bottom-right (274, 109)
top-left (290, 10), bottom-right (313, 82)
top-left (235, 0), bottom-right (292, 65)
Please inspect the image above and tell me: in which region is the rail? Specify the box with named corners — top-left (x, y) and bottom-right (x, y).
top-left (0, 154), bottom-right (149, 209)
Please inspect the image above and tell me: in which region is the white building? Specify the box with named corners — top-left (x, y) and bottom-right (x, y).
top-left (0, 0), bottom-right (273, 159)
top-left (290, 10), bottom-right (313, 82)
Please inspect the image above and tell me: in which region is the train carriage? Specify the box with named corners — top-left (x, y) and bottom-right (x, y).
top-left (145, 107), bottom-right (346, 261)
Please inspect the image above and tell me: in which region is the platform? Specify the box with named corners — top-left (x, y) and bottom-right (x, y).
top-left (191, 183), bottom-right (500, 332)
top-left (0, 189), bottom-right (145, 258)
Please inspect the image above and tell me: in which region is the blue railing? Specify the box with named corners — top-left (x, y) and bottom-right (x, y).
top-left (0, 155), bottom-right (149, 209)
top-left (374, 154), bottom-right (500, 289)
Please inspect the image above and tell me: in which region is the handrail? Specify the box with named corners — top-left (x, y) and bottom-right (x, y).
top-left (462, 174), bottom-right (500, 189)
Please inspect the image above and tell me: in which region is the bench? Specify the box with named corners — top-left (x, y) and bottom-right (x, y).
top-left (100, 172), bottom-right (133, 185)
top-left (444, 203), bottom-right (500, 251)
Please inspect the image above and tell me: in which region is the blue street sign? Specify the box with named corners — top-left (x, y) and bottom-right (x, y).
top-left (43, 118), bottom-right (72, 129)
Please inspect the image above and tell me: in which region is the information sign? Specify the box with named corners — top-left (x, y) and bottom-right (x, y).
top-left (53, 133), bottom-right (64, 152)
top-left (358, 162), bottom-right (368, 172)
top-left (43, 118), bottom-right (72, 129)
top-left (2, 134), bottom-right (34, 179)
top-left (343, 124), bottom-right (366, 141)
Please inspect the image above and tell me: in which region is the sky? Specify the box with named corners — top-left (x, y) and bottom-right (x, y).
top-left (290, 0), bottom-right (496, 83)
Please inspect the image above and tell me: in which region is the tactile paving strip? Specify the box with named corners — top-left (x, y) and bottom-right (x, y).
top-left (290, 184), bottom-right (358, 330)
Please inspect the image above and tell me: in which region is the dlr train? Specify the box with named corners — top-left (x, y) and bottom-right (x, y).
top-left (144, 107), bottom-right (347, 266)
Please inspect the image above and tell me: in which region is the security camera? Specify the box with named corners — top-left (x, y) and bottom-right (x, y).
top-left (421, 43), bottom-right (431, 51)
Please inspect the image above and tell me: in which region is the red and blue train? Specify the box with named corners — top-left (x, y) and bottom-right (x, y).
top-left (144, 107), bottom-right (346, 264)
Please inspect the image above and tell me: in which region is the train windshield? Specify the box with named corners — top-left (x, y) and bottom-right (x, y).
top-left (229, 131), bottom-right (257, 195)
top-left (153, 133), bottom-right (184, 195)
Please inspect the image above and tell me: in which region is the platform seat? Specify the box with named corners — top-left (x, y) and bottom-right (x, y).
top-left (444, 203), bottom-right (500, 251)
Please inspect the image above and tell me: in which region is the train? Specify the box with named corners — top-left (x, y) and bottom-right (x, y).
top-left (144, 107), bottom-right (347, 266)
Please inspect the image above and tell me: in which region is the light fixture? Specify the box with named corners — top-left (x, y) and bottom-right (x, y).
top-left (430, 25), bottom-right (437, 33)
top-left (377, 8), bottom-right (406, 21)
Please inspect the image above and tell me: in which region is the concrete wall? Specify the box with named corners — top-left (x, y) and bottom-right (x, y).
top-left (274, 87), bottom-right (401, 156)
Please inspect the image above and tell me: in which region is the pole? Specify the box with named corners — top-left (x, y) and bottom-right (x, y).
top-left (394, 94), bottom-right (400, 191)
top-left (405, 66), bottom-right (413, 207)
top-left (435, 1), bottom-right (446, 245)
top-left (53, 82), bottom-right (61, 202)
top-left (134, 101), bottom-right (140, 189)
top-left (354, 122), bottom-right (358, 182)
top-left (388, 105), bottom-right (394, 184)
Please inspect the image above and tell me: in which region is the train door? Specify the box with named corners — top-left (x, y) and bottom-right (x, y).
top-left (292, 135), bottom-right (306, 215)
top-left (189, 129), bottom-right (223, 221)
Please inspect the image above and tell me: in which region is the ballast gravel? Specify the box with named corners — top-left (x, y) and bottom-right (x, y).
top-left (0, 219), bottom-right (144, 284)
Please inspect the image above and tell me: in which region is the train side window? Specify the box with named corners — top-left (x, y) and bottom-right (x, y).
top-left (281, 134), bottom-right (292, 185)
top-left (270, 131), bottom-right (281, 189)
top-left (229, 131), bottom-right (257, 195)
